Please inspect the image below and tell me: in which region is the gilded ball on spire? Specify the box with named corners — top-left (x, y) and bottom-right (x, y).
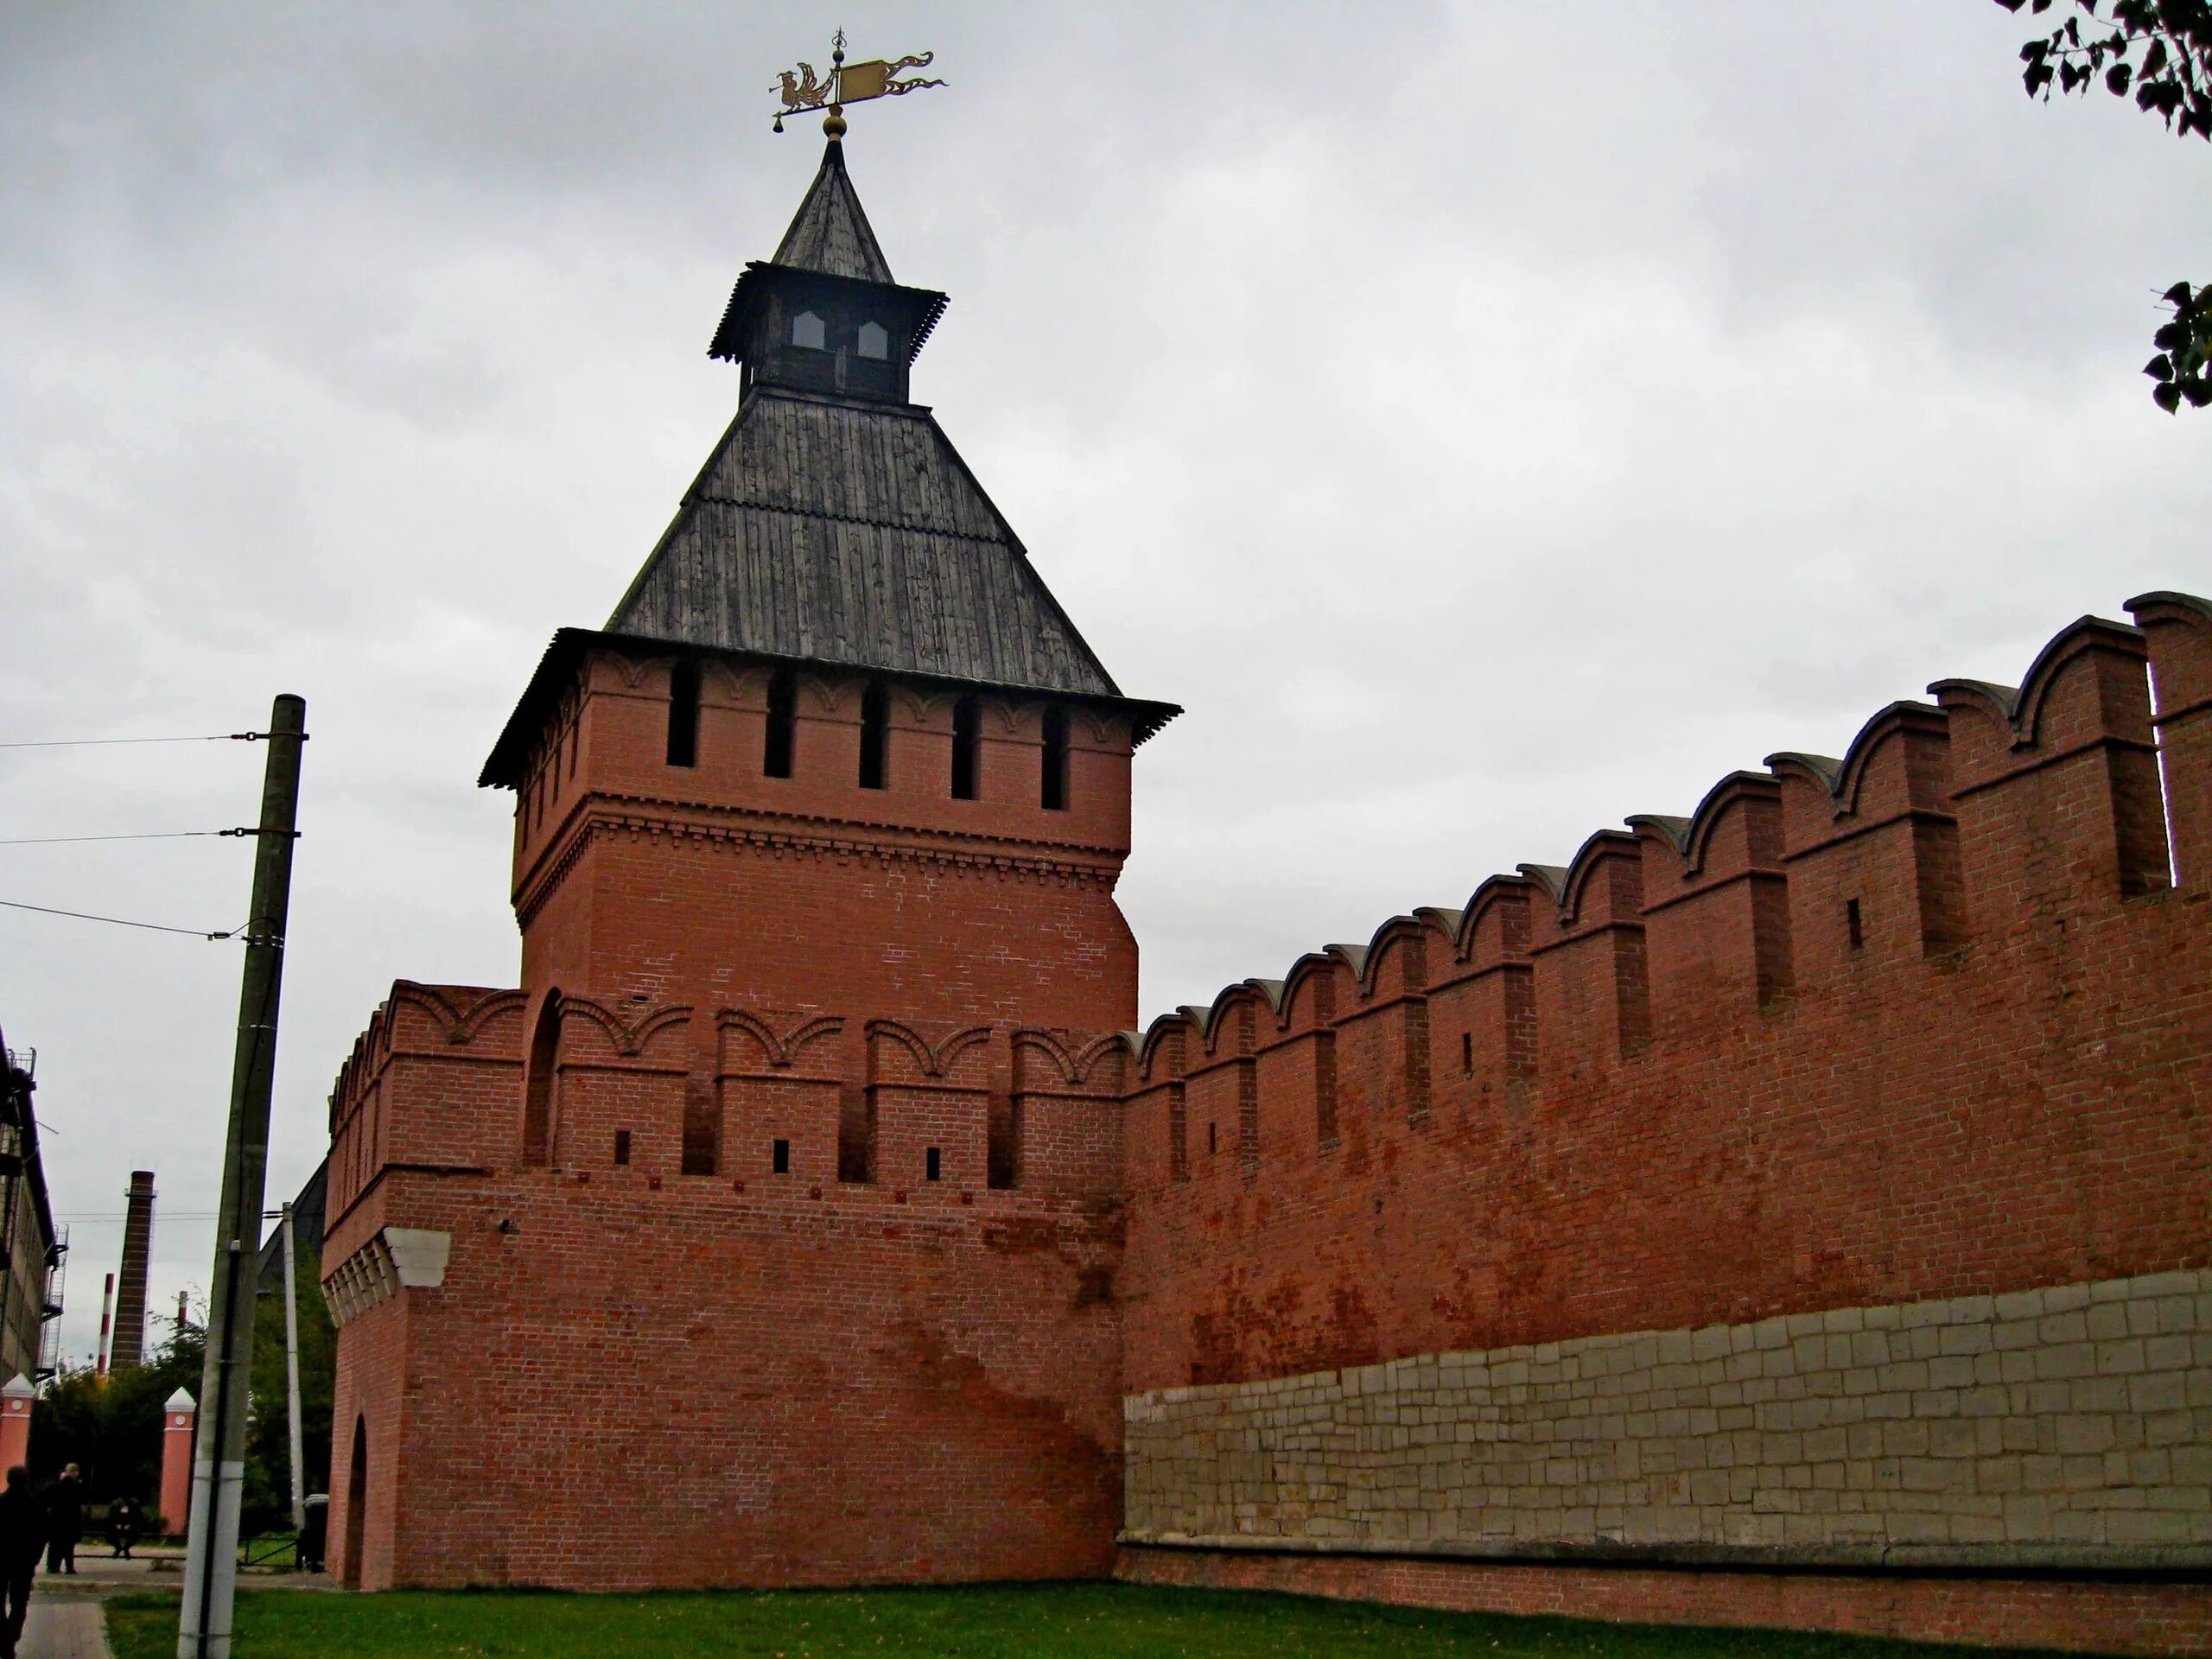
top-left (823, 108), bottom-right (848, 140)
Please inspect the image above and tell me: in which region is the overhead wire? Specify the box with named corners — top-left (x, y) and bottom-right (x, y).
top-left (0, 898), bottom-right (245, 940)
top-left (0, 733), bottom-right (270, 750)
top-left (0, 828), bottom-right (270, 847)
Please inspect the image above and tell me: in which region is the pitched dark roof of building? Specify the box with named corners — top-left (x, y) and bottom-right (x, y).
top-left (606, 390), bottom-right (1120, 693)
top-left (770, 142), bottom-right (893, 283)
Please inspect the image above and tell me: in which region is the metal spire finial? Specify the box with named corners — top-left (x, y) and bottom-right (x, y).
top-left (771, 28), bottom-right (944, 138)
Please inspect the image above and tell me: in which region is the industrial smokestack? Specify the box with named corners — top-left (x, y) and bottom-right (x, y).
top-left (95, 1272), bottom-right (114, 1376)
top-left (110, 1171), bottom-right (155, 1370)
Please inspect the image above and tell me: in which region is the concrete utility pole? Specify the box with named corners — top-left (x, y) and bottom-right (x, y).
top-left (281, 1202), bottom-right (305, 1540)
top-left (178, 694), bottom-right (305, 1659)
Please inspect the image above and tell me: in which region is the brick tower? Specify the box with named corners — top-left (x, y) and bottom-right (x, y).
top-left (321, 135), bottom-right (1173, 1591)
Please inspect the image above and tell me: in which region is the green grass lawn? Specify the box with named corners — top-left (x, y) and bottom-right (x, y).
top-left (101, 1580), bottom-right (2081, 1659)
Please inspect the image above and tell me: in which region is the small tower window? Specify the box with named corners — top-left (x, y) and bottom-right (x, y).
top-left (856, 321), bottom-right (889, 360)
top-left (1846, 897), bottom-right (1865, 950)
top-left (1040, 706), bottom-right (1069, 811)
top-left (925, 1147), bottom-right (942, 1183)
top-left (951, 695), bottom-right (981, 800)
top-left (772, 1138), bottom-right (791, 1175)
top-left (521, 993), bottom-right (561, 1168)
top-left (765, 670), bottom-right (797, 779)
top-left (859, 681), bottom-right (889, 791)
top-left (791, 310), bottom-right (825, 350)
top-left (665, 661), bottom-right (699, 769)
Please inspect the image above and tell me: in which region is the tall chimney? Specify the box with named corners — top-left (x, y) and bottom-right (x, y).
top-left (95, 1273), bottom-right (115, 1376)
top-left (110, 1171), bottom-right (156, 1370)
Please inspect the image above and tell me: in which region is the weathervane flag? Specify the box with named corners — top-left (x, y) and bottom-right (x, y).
top-left (772, 29), bottom-right (944, 135)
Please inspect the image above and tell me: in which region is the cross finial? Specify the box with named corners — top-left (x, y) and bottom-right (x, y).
top-left (771, 29), bottom-right (945, 139)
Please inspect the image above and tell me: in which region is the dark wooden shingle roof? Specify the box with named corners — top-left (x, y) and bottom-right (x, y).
top-left (606, 391), bottom-right (1120, 696)
top-left (770, 143), bottom-right (893, 283)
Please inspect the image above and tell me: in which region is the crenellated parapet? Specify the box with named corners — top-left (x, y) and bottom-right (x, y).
top-left (1119, 594), bottom-right (2212, 1395)
top-left (322, 987), bottom-right (1132, 1251)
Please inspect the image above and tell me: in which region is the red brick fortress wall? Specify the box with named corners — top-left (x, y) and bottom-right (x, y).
top-left (324, 984), bottom-right (1132, 1591)
top-left (1114, 593), bottom-right (2212, 1648)
top-left (508, 651), bottom-right (1140, 1030)
top-left (325, 634), bottom-right (1152, 1590)
top-left (1121, 593), bottom-right (2209, 1386)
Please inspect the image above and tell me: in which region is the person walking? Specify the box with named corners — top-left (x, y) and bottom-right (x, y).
top-left (0, 1466), bottom-right (44, 1658)
top-left (41, 1465), bottom-right (80, 1576)
top-left (107, 1494), bottom-right (143, 1560)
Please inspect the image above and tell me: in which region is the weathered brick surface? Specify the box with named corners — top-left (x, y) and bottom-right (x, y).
top-left (1120, 607), bottom-right (2210, 1396)
top-left (1125, 1270), bottom-right (2212, 1562)
top-left (324, 657), bottom-right (1142, 1591)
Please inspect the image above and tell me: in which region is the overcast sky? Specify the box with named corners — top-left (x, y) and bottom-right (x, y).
top-left (2, 3), bottom-right (2206, 1374)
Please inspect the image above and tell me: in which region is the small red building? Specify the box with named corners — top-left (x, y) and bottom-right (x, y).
top-left (323, 138), bottom-right (2212, 1653)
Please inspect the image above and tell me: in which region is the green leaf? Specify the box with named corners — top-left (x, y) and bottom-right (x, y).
top-left (2153, 381), bottom-right (2183, 411)
top-left (2146, 353), bottom-right (2177, 379)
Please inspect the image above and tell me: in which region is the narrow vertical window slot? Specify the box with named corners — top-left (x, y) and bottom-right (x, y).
top-left (836, 1084), bottom-right (874, 1183)
top-left (1460, 1032), bottom-right (1473, 1077)
top-left (1846, 897), bottom-right (1865, 951)
top-left (859, 681), bottom-right (889, 790)
top-left (765, 670), bottom-right (797, 779)
top-left (987, 1093), bottom-right (1020, 1190)
top-left (951, 695), bottom-right (980, 800)
top-left (521, 994), bottom-right (561, 1167)
top-left (1315, 1031), bottom-right (1338, 1148)
top-left (681, 1078), bottom-right (718, 1175)
top-left (772, 1137), bottom-right (791, 1175)
top-left (1040, 706), bottom-right (1069, 810)
top-left (613, 1129), bottom-right (632, 1166)
top-left (665, 661), bottom-right (700, 768)
top-left (925, 1147), bottom-right (942, 1183)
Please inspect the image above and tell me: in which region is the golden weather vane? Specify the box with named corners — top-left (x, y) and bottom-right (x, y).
top-left (772, 28), bottom-right (944, 137)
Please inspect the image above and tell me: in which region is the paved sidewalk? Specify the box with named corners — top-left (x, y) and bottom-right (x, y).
top-left (10, 1552), bottom-right (334, 1656)
top-left (16, 1599), bottom-right (109, 1659)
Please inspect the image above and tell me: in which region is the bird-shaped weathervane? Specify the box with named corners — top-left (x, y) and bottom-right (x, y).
top-left (772, 28), bottom-right (945, 138)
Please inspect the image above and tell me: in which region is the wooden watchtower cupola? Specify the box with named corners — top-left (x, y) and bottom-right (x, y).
top-left (705, 138), bottom-right (947, 405)
top-left (478, 135), bottom-right (1177, 1033)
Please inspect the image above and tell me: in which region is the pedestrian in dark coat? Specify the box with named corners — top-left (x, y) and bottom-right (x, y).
top-left (0, 1465), bottom-right (44, 1657)
top-left (107, 1495), bottom-right (143, 1560)
top-left (41, 1465), bottom-right (80, 1575)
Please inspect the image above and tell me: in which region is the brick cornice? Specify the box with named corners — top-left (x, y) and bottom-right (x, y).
top-left (515, 798), bottom-right (1122, 927)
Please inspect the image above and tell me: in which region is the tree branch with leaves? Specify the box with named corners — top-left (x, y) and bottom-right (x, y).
top-left (1997, 0), bottom-right (2209, 409)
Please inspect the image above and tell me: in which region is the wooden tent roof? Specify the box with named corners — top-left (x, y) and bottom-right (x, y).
top-left (769, 139), bottom-right (894, 283)
top-left (602, 389), bottom-right (1124, 698)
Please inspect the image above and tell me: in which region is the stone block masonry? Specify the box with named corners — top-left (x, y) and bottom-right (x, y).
top-left (1124, 1269), bottom-right (2212, 1566)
